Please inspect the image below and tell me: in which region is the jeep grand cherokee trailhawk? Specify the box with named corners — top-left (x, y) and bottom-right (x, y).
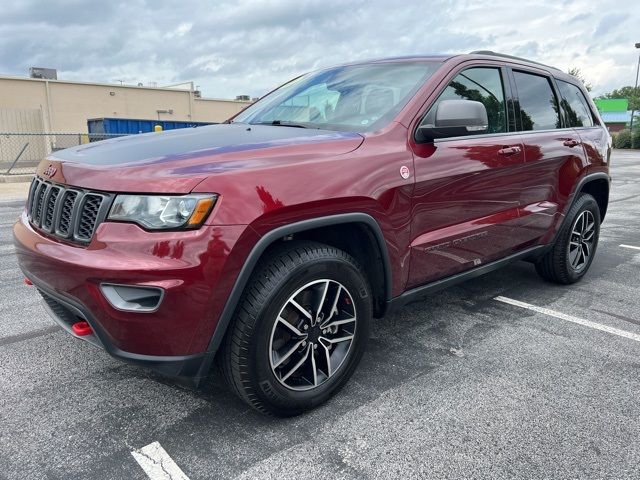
top-left (14, 51), bottom-right (610, 416)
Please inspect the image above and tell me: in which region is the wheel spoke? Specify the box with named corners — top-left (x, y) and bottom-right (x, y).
top-left (281, 344), bottom-right (311, 382)
top-left (320, 285), bottom-right (342, 326)
top-left (310, 348), bottom-right (318, 386)
top-left (273, 338), bottom-right (307, 368)
top-left (569, 247), bottom-right (581, 268)
top-left (319, 341), bottom-right (332, 378)
top-left (584, 221), bottom-right (595, 235)
top-left (314, 280), bottom-right (330, 322)
top-left (582, 242), bottom-right (590, 259)
top-left (583, 230), bottom-right (595, 241)
top-left (319, 334), bottom-right (354, 344)
top-left (276, 316), bottom-right (305, 337)
top-left (289, 299), bottom-right (312, 321)
top-left (320, 316), bottom-right (356, 330)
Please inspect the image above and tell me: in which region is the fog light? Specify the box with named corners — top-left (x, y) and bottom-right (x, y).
top-left (100, 284), bottom-right (164, 312)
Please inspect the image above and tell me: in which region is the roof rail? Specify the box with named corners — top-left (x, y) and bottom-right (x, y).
top-left (468, 50), bottom-right (562, 72)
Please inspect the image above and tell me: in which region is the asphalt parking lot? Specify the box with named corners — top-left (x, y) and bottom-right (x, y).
top-left (1, 150), bottom-right (639, 480)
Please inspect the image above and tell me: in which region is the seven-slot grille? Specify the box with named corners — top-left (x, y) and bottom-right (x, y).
top-left (27, 177), bottom-right (112, 245)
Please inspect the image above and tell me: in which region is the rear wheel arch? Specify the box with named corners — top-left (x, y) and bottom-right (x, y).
top-left (579, 176), bottom-right (609, 221)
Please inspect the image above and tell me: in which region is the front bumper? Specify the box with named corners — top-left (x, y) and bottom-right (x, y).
top-left (35, 280), bottom-right (206, 379)
top-left (13, 210), bottom-right (256, 377)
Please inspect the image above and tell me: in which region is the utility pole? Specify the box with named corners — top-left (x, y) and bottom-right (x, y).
top-left (630, 42), bottom-right (640, 132)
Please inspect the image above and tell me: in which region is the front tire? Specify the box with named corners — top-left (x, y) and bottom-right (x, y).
top-left (535, 193), bottom-right (600, 284)
top-left (219, 241), bottom-right (372, 416)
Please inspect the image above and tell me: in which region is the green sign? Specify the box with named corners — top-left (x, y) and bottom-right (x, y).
top-left (594, 98), bottom-right (629, 112)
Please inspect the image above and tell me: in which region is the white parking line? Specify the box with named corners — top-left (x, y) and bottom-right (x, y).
top-left (495, 296), bottom-right (640, 343)
top-left (620, 244), bottom-right (640, 251)
top-left (131, 441), bottom-right (190, 480)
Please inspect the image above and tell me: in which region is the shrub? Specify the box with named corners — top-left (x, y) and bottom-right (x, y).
top-left (614, 129), bottom-right (632, 149)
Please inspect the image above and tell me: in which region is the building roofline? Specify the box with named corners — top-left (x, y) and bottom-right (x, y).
top-left (0, 74), bottom-right (251, 103)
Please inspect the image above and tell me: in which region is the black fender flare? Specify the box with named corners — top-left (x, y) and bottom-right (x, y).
top-left (545, 171), bottom-right (610, 250)
top-left (196, 212), bottom-right (392, 379)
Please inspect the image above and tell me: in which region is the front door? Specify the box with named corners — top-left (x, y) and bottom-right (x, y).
top-left (407, 66), bottom-right (528, 288)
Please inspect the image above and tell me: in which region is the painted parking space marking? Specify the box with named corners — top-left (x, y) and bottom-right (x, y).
top-left (620, 244), bottom-right (640, 251)
top-left (495, 296), bottom-right (640, 343)
top-left (131, 441), bottom-right (190, 480)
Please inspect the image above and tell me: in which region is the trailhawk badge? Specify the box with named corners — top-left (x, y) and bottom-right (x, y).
top-left (400, 165), bottom-right (410, 179)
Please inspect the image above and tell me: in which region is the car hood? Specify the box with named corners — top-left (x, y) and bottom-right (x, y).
top-left (41, 124), bottom-right (364, 193)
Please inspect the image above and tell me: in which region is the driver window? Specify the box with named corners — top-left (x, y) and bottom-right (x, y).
top-left (422, 67), bottom-right (507, 134)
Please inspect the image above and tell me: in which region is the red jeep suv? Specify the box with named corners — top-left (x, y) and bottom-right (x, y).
top-left (14, 51), bottom-right (610, 416)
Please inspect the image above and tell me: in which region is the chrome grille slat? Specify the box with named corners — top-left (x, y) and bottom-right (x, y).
top-left (26, 177), bottom-right (111, 245)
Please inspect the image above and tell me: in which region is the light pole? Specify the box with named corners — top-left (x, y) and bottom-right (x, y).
top-left (630, 42), bottom-right (640, 133)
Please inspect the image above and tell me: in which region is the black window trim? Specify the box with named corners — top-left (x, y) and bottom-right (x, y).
top-left (413, 64), bottom-right (516, 144)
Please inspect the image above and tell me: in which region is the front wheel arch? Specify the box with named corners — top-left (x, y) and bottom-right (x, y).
top-left (196, 213), bottom-right (391, 379)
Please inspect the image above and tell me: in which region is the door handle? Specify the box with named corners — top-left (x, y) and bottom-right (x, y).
top-left (497, 146), bottom-right (522, 156)
top-left (563, 139), bottom-right (580, 147)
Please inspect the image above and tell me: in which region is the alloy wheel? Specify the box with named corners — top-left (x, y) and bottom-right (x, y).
top-left (568, 210), bottom-right (596, 271)
top-left (268, 279), bottom-right (357, 391)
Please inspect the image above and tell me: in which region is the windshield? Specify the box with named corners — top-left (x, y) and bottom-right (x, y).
top-left (232, 61), bottom-right (442, 133)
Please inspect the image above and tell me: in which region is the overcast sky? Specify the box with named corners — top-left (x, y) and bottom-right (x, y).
top-left (1, 0), bottom-right (638, 99)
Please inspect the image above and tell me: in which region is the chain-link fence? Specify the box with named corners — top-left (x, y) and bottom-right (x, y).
top-left (0, 133), bottom-right (129, 175)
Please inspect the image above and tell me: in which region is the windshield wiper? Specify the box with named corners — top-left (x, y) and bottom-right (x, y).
top-left (254, 120), bottom-right (308, 128)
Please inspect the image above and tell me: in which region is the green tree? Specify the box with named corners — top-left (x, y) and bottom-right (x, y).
top-left (567, 67), bottom-right (592, 92)
top-left (614, 129), bottom-right (632, 148)
top-left (599, 86), bottom-right (640, 111)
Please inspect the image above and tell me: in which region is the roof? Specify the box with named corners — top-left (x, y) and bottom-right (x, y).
top-left (600, 111), bottom-right (632, 123)
top-left (594, 98), bottom-right (629, 112)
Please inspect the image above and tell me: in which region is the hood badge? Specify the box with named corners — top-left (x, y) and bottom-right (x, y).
top-left (43, 164), bottom-right (57, 178)
top-left (400, 165), bottom-right (410, 180)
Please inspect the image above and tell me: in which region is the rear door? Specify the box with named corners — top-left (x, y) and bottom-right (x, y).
top-left (407, 65), bottom-right (528, 288)
top-left (556, 79), bottom-right (610, 168)
top-left (507, 68), bottom-right (587, 244)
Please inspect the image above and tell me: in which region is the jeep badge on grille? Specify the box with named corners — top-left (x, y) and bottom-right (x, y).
top-left (43, 164), bottom-right (57, 178)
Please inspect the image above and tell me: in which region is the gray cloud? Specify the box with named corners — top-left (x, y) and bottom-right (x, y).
top-left (594, 12), bottom-right (627, 36)
top-left (0, 0), bottom-right (638, 98)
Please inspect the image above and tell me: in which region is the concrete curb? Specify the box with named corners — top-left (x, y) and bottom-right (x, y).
top-left (0, 174), bottom-right (33, 183)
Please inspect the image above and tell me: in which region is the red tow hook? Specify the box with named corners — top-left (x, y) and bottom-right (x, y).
top-left (72, 321), bottom-right (93, 336)
top-left (23, 278), bottom-right (33, 286)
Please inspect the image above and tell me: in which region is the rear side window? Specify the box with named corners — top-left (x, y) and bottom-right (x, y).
top-left (513, 71), bottom-right (560, 131)
top-left (557, 80), bottom-right (594, 127)
top-left (422, 67), bottom-right (507, 134)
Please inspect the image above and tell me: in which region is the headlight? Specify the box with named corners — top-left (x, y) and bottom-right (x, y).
top-left (108, 194), bottom-right (217, 230)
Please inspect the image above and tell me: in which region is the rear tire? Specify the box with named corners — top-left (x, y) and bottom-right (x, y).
top-left (219, 241), bottom-right (371, 416)
top-left (535, 193), bottom-right (600, 284)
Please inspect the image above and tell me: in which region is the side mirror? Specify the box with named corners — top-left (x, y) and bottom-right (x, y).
top-left (416, 99), bottom-right (488, 142)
